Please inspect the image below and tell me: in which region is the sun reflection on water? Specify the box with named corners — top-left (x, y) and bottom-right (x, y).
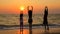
top-left (17, 29), bottom-right (29, 34)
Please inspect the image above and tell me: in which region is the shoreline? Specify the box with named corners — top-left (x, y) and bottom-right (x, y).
top-left (0, 28), bottom-right (60, 34)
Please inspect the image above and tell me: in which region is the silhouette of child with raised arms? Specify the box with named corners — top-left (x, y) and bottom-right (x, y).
top-left (27, 6), bottom-right (33, 34)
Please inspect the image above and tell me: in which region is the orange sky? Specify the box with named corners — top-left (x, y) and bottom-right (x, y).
top-left (0, 0), bottom-right (60, 14)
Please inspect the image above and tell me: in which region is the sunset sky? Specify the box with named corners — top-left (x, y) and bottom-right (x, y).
top-left (0, 0), bottom-right (60, 14)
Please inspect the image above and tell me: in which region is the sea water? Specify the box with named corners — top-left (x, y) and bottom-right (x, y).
top-left (0, 14), bottom-right (60, 25)
top-left (0, 14), bottom-right (60, 34)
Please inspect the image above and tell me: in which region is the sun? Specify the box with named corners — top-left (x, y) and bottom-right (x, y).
top-left (20, 6), bottom-right (25, 11)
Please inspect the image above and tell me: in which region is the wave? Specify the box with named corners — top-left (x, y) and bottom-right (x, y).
top-left (0, 24), bottom-right (60, 30)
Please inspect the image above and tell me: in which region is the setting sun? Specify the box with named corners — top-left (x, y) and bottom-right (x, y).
top-left (20, 6), bottom-right (25, 11)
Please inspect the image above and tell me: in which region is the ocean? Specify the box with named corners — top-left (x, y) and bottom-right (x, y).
top-left (0, 14), bottom-right (60, 25)
top-left (0, 14), bottom-right (60, 34)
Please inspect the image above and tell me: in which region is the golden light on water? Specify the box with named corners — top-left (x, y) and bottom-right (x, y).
top-left (17, 29), bottom-right (29, 34)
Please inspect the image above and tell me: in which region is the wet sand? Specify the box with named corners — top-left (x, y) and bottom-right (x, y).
top-left (0, 27), bottom-right (60, 34)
